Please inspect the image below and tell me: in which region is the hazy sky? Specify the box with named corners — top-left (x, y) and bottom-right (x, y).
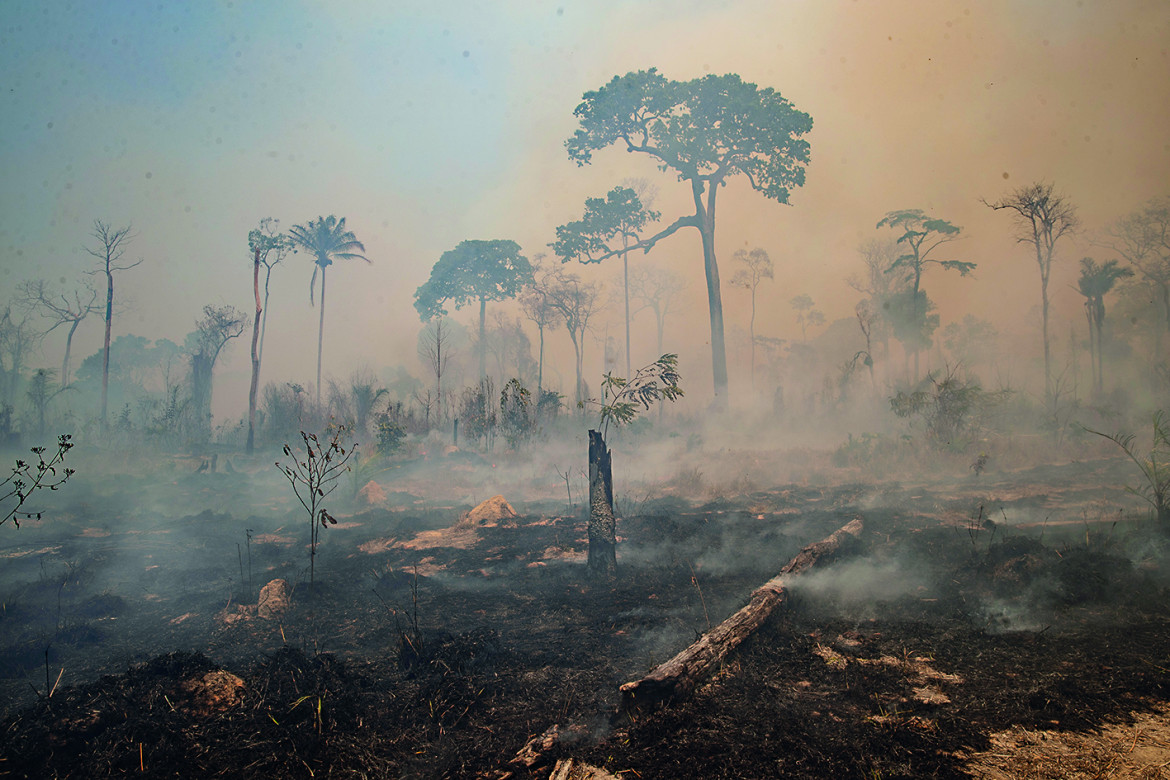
top-left (2, 0), bottom-right (1168, 417)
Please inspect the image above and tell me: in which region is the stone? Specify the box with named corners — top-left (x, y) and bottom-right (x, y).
top-left (257, 578), bottom-right (291, 619)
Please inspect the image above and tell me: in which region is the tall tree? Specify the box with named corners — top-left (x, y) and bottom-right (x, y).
top-left (288, 216), bottom-right (369, 407)
top-left (729, 247), bottom-right (774, 387)
top-left (876, 210), bottom-right (973, 381)
top-left (246, 219), bottom-right (296, 453)
top-left (544, 266), bottom-right (603, 407)
top-left (414, 239), bottom-right (534, 381)
top-left (19, 279), bottom-right (101, 386)
top-left (188, 305), bottom-right (246, 442)
top-left (566, 69), bottom-right (813, 408)
top-left (847, 238), bottom-right (910, 384)
top-left (1076, 257), bottom-right (1133, 396)
top-left (417, 317), bottom-right (455, 423)
top-left (983, 182), bottom-right (1079, 400)
top-left (83, 221), bottom-right (140, 431)
top-left (519, 257), bottom-right (563, 396)
top-left (0, 306), bottom-right (42, 408)
top-left (629, 263), bottom-right (686, 357)
top-left (1103, 196), bottom-right (1170, 343)
top-left (552, 185), bottom-right (660, 378)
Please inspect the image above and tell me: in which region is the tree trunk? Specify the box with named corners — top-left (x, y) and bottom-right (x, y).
top-left (478, 296), bottom-right (488, 381)
top-left (618, 517), bottom-right (864, 715)
top-left (587, 429), bottom-right (616, 579)
top-left (316, 266), bottom-right (327, 409)
top-left (62, 319), bottom-right (80, 387)
top-left (101, 270), bottom-right (113, 432)
top-left (247, 247), bottom-right (262, 454)
top-left (622, 237), bottom-right (631, 380)
top-left (693, 179), bottom-right (728, 409)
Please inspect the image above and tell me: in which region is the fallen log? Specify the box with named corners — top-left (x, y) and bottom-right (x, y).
top-left (618, 516), bottom-right (864, 715)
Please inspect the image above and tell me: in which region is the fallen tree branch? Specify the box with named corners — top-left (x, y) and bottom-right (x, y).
top-left (618, 516), bottom-right (864, 715)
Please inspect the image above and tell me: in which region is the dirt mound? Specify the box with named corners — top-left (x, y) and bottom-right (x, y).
top-left (461, 494), bottom-right (518, 525)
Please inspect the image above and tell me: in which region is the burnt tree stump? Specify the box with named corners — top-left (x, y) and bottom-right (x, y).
top-left (619, 516), bottom-right (864, 715)
top-left (588, 429), bottom-right (616, 579)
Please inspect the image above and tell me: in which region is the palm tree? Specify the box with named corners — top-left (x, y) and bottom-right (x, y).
top-left (1076, 257), bottom-right (1133, 396)
top-left (288, 216), bottom-right (369, 407)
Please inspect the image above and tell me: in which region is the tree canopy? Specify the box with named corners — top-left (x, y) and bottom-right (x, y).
top-left (414, 240), bottom-right (533, 320)
top-left (565, 69), bottom-right (812, 405)
top-left (414, 239), bottom-right (533, 380)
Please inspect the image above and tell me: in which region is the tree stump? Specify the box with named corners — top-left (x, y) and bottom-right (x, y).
top-left (587, 429), bottom-right (616, 579)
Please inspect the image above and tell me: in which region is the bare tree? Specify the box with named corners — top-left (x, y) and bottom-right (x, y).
top-left (545, 267), bottom-right (603, 407)
top-left (629, 263), bottom-right (686, 359)
top-left (519, 256), bottom-right (563, 396)
top-left (83, 221), bottom-right (141, 431)
top-left (418, 317), bottom-right (455, 423)
top-left (983, 182), bottom-right (1079, 400)
top-left (246, 218), bottom-right (296, 453)
top-left (18, 279), bottom-right (101, 386)
top-left (729, 247), bottom-right (774, 388)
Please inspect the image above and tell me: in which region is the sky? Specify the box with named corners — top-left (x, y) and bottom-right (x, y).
top-left (2, 0), bottom-right (1168, 420)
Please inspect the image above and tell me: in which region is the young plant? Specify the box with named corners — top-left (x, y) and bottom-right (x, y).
top-left (2, 434), bottom-right (75, 528)
top-left (581, 354), bottom-right (683, 579)
top-left (276, 425), bottom-right (357, 583)
top-left (1087, 411), bottom-right (1170, 526)
top-left (590, 353), bottom-right (684, 439)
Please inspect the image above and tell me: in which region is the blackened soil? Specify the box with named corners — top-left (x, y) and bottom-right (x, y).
top-left (2, 462), bottom-right (1168, 778)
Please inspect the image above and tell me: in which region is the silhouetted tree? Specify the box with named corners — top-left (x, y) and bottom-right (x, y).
top-left (729, 247), bottom-right (774, 388)
top-left (289, 216), bottom-right (369, 407)
top-left (246, 218), bottom-right (296, 452)
top-left (0, 306), bottom-right (41, 409)
top-left (188, 305), bottom-right (246, 442)
top-left (553, 185), bottom-right (660, 379)
top-left (876, 210), bottom-right (973, 381)
top-left (544, 266), bottom-right (603, 408)
top-left (1076, 257), bottom-right (1133, 396)
top-left (417, 318), bottom-right (456, 423)
top-left (567, 69), bottom-right (813, 408)
top-left (519, 257), bottom-right (563, 396)
top-left (629, 263), bottom-right (686, 358)
top-left (414, 239), bottom-right (533, 381)
top-left (83, 221), bottom-right (140, 432)
top-left (983, 182), bottom-right (1078, 399)
top-left (19, 280), bottom-right (101, 387)
top-left (1103, 196), bottom-right (1170, 343)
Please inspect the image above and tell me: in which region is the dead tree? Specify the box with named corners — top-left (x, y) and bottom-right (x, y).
top-left (584, 354), bottom-right (682, 579)
top-left (619, 516), bottom-right (864, 714)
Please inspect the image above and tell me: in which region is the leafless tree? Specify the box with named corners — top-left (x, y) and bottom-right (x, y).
top-left (519, 255), bottom-right (563, 396)
top-left (729, 247), bottom-right (774, 388)
top-left (19, 279), bottom-right (101, 386)
top-left (418, 317), bottom-right (455, 423)
top-left (83, 221), bottom-right (141, 431)
top-left (545, 267), bottom-right (603, 407)
top-left (983, 182), bottom-right (1079, 400)
top-left (629, 263), bottom-right (686, 359)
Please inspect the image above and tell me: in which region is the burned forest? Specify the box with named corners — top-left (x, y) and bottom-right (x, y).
top-left (3, 2), bottom-right (1170, 778)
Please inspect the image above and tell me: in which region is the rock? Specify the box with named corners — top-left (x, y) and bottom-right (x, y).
top-left (358, 479), bottom-right (387, 505)
top-left (257, 578), bottom-right (291, 619)
top-left (461, 495), bottom-right (518, 526)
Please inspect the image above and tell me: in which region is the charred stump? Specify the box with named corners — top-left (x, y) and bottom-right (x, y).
top-left (588, 429), bottom-right (616, 579)
top-left (619, 516), bottom-right (864, 715)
